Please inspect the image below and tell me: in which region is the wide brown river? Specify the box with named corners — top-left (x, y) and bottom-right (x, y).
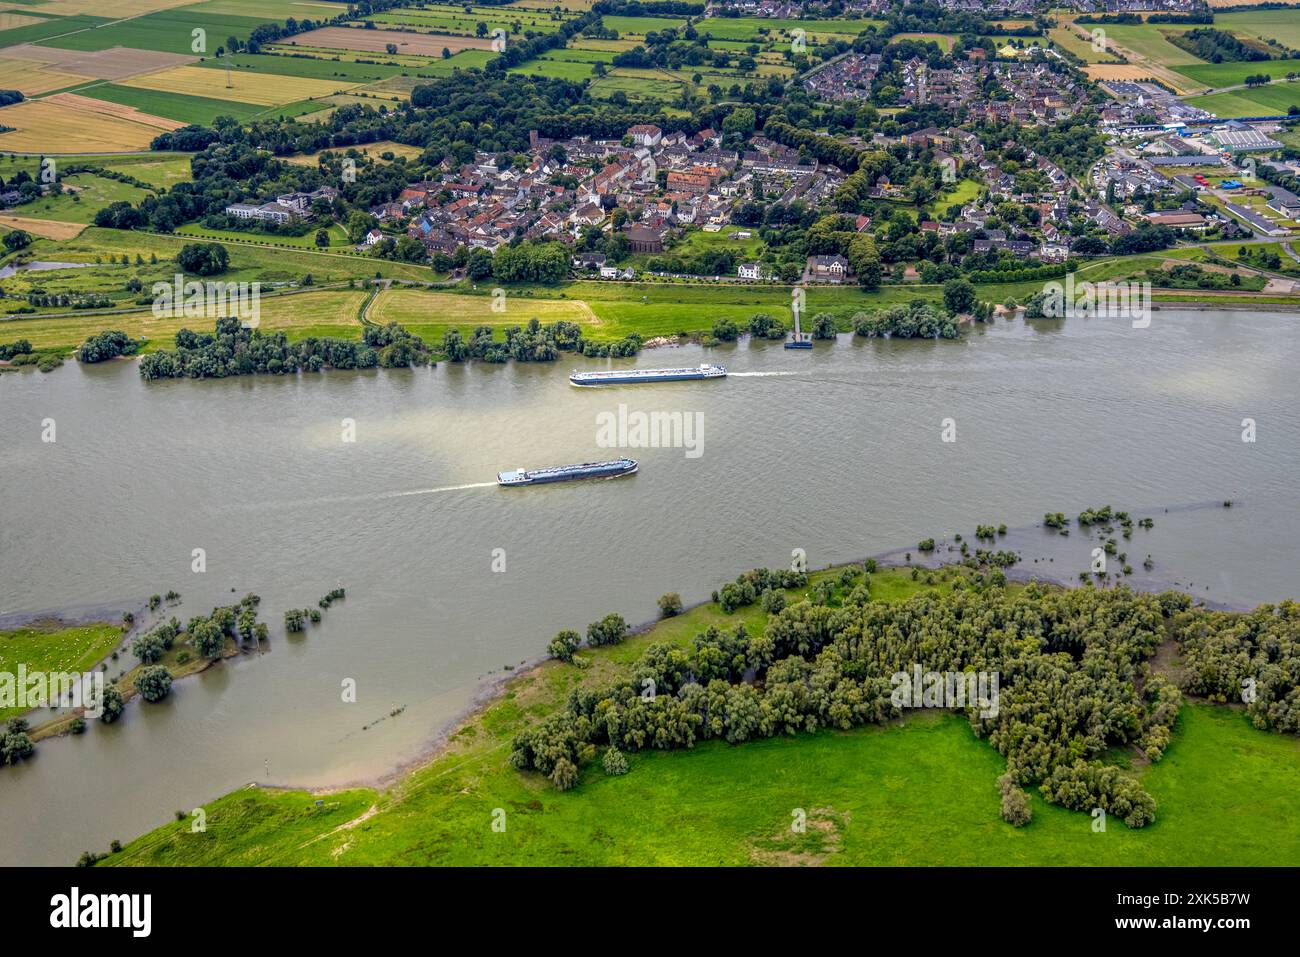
top-left (1, 308), bottom-right (1297, 865)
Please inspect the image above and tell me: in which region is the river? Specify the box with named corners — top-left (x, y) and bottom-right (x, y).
top-left (1, 308), bottom-right (1297, 865)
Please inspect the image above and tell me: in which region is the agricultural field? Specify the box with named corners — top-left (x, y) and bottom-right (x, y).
top-left (0, 98), bottom-right (174, 152)
top-left (78, 83), bottom-right (266, 125)
top-left (281, 27), bottom-right (495, 58)
top-left (32, 9), bottom-right (268, 54)
top-left (1213, 9), bottom-right (1300, 51)
top-left (0, 287), bottom-right (373, 354)
top-left (1047, 25), bottom-right (1122, 64)
top-left (0, 14), bottom-right (108, 49)
top-left (1183, 82), bottom-right (1300, 119)
top-left (281, 140), bottom-right (424, 168)
top-left (192, 52), bottom-right (406, 83)
top-left (116, 64), bottom-right (361, 107)
top-left (368, 5), bottom-right (578, 36)
top-left (1176, 59), bottom-right (1300, 90)
top-left (892, 32), bottom-right (956, 52)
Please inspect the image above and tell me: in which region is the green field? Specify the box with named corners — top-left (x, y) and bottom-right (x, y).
top-left (1099, 22), bottom-right (1206, 67)
top-left (0, 153), bottom-right (191, 190)
top-left (176, 221), bottom-right (350, 249)
top-left (81, 83), bottom-right (265, 125)
top-left (602, 14), bottom-right (689, 36)
top-left (697, 17), bottom-right (883, 42)
top-left (1183, 82), bottom-right (1300, 119)
top-left (101, 563), bottom-right (1300, 867)
top-left (0, 14), bottom-right (108, 48)
top-left (370, 6), bottom-right (575, 35)
top-left (35, 10), bottom-right (265, 54)
top-left (927, 177), bottom-right (982, 218)
top-left (193, 53), bottom-right (406, 83)
top-left (1176, 59), bottom-right (1300, 89)
top-left (0, 620), bottom-right (121, 721)
top-left (1215, 9), bottom-right (1300, 52)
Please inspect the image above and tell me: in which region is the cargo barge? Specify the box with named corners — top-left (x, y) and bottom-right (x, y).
top-left (569, 363), bottom-right (726, 386)
top-left (497, 458), bottom-right (638, 487)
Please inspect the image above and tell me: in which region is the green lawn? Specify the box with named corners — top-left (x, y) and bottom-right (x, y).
top-left (103, 563), bottom-right (1300, 866)
top-left (176, 222), bottom-right (351, 249)
top-left (0, 153), bottom-right (192, 191)
top-left (0, 620), bottom-right (121, 721)
top-left (927, 177), bottom-right (981, 218)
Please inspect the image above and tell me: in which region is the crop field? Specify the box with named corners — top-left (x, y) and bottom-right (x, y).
top-left (24, 0), bottom-right (191, 14)
top-left (1175, 59), bottom-right (1300, 89)
top-left (0, 98), bottom-right (170, 152)
top-left (192, 52), bottom-right (404, 83)
top-left (282, 26), bottom-right (495, 58)
top-left (80, 83), bottom-right (264, 125)
top-left (1047, 25), bottom-right (1122, 64)
top-left (33, 10), bottom-right (267, 54)
top-left (588, 72), bottom-right (684, 103)
top-left (0, 53), bottom-right (86, 94)
top-left (116, 63), bottom-right (360, 106)
top-left (282, 139), bottom-right (424, 167)
top-left (1096, 22), bottom-right (1205, 66)
top-left (0, 14), bottom-right (108, 48)
top-left (368, 6), bottom-right (577, 35)
top-left (1214, 10), bottom-right (1300, 51)
top-left (1183, 83), bottom-right (1300, 118)
top-left (0, 42), bottom-right (196, 81)
top-left (0, 214), bottom-right (86, 239)
top-left (175, 0), bottom-right (343, 17)
top-left (510, 57), bottom-right (595, 81)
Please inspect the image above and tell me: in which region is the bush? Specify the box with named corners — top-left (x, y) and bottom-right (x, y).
top-left (77, 330), bottom-right (138, 363)
top-left (657, 592), bottom-right (683, 618)
top-left (176, 242), bottom-right (229, 276)
top-left (547, 629), bottom-right (582, 663)
top-left (602, 746), bottom-right (629, 776)
top-left (586, 613), bottom-right (628, 647)
top-left (131, 631), bottom-right (166, 664)
top-left (99, 687), bottom-right (125, 723)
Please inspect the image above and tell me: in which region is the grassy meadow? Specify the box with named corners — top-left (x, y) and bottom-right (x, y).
top-left (0, 620), bottom-right (121, 721)
top-left (102, 564), bottom-right (1300, 866)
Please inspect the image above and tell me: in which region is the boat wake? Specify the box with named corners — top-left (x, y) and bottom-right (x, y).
top-left (727, 371), bottom-right (800, 378)
top-left (378, 481), bottom-right (499, 498)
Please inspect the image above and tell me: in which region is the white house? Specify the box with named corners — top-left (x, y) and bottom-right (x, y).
top-left (738, 262), bottom-right (763, 280)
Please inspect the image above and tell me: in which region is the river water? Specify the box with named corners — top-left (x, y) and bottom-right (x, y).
top-left (1, 308), bottom-right (1297, 865)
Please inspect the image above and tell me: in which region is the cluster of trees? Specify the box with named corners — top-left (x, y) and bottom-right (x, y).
top-left (511, 572), bottom-right (1197, 828)
top-left (138, 317), bottom-right (433, 379)
top-left (1173, 599), bottom-right (1300, 734)
top-left (441, 317), bottom-right (587, 363)
top-left (77, 330), bottom-right (139, 363)
top-left (852, 302), bottom-right (960, 340)
top-left (487, 242), bottom-right (570, 284)
top-left (0, 339), bottom-right (32, 360)
top-left (1171, 28), bottom-right (1277, 64)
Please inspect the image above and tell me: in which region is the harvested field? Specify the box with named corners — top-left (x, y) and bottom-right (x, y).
top-left (282, 139), bottom-right (424, 166)
top-left (1, 43), bottom-right (197, 81)
top-left (1086, 64), bottom-right (1164, 82)
top-left (283, 26), bottom-right (495, 57)
top-left (0, 12), bottom-right (43, 31)
top-left (44, 91), bottom-right (184, 130)
top-left (0, 99), bottom-right (168, 152)
top-left (17, 0), bottom-right (191, 14)
top-left (117, 64), bottom-right (359, 105)
top-left (0, 55), bottom-right (86, 95)
top-left (0, 214), bottom-right (87, 240)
